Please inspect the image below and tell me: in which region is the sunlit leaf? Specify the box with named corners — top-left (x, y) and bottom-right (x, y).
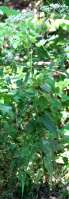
top-left (0, 104), bottom-right (12, 113)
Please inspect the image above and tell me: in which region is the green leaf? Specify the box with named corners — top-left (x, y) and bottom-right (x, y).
top-left (0, 68), bottom-right (3, 76)
top-left (40, 113), bottom-right (58, 133)
top-left (40, 83), bottom-right (51, 93)
top-left (0, 6), bottom-right (18, 16)
top-left (42, 140), bottom-right (54, 176)
top-left (60, 19), bottom-right (69, 30)
top-left (36, 39), bottom-right (46, 47)
top-left (18, 172), bottom-right (26, 199)
top-left (0, 104), bottom-right (12, 113)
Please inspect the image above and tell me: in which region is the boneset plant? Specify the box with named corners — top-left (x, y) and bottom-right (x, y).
top-left (0, 4), bottom-right (69, 199)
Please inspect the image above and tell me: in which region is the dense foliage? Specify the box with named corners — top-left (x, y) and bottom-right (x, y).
top-left (0, 2), bottom-right (69, 199)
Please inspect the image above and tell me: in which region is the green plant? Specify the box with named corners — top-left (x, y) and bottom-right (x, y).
top-left (0, 4), bottom-right (69, 199)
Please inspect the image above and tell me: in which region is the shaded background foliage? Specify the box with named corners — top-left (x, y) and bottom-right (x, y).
top-left (1, 0), bottom-right (69, 8)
